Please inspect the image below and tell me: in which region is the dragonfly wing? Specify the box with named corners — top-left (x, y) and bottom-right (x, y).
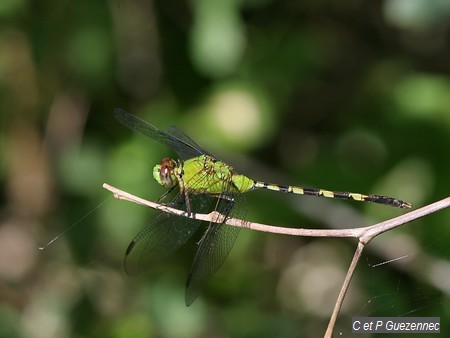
top-left (124, 213), bottom-right (200, 275)
top-left (185, 195), bottom-right (243, 306)
top-left (124, 193), bottom-right (216, 275)
top-left (167, 125), bottom-right (217, 159)
top-left (114, 108), bottom-right (204, 160)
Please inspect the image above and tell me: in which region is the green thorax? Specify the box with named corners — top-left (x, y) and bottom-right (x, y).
top-left (153, 155), bottom-right (254, 195)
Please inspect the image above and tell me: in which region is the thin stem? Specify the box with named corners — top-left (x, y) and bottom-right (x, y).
top-left (103, 183), bottom-right (450, 240)
top-left (359, 197), bottom-right (450, 243)
top-left (324, 241), bottom-right (365, 338)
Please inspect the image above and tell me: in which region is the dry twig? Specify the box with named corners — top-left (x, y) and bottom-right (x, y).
top-left (103, 183), bottom-right (450, 337)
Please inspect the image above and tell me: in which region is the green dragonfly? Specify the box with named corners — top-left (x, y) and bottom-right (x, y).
top-left (114, 108), bottom-right (411, 306)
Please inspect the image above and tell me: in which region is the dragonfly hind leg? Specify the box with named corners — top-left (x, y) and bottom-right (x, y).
top-left (195, 195), bottom-right (235, 246)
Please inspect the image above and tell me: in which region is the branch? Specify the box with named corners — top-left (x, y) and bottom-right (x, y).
top-left (103, 183), bottom-right (449, 239)
top-left (103, 183), bottom-right (450, 338)
top-left (324, 196), bottom-right (449, 338)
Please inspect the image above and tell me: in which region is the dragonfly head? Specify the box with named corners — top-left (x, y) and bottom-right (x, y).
top-left (153, 157), bottom-right (178, 188)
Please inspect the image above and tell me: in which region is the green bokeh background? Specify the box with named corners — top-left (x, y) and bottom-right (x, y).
top-left (0, 1), bottom-right (449, 337)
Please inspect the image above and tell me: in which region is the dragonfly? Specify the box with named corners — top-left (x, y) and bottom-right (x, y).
top-left (114, 108), bottom-right (412, 306)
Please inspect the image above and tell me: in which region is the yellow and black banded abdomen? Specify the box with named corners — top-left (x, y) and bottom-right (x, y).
top-left (252, 181), bottom-right (411, 209)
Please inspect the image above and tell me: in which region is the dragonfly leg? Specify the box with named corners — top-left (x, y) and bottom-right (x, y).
top-left (209, 194), bottom-right (235, 202)
top-left (156, 186), bottom-right (176, 203)
top-left (184, 189), bottom-right (192, 214)
top-left (195, 195), bottom-right (235, 246)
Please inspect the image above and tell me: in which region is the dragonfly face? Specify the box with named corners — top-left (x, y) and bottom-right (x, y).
top-left (153, 157), bottom-right (178, 188)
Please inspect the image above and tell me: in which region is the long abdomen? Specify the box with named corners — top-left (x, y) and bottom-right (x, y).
top-left (252, 181), bottom-right (411, 209)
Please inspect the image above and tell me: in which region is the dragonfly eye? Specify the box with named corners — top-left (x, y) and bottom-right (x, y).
top-left (153, 158), bottom-right (177, 188)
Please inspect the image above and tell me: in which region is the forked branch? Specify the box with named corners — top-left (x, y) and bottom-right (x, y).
top-left (103, 183), bottom-right (450, 338)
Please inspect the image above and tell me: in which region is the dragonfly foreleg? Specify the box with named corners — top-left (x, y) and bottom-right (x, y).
top-left (156, 185), bottom-right (177, 203)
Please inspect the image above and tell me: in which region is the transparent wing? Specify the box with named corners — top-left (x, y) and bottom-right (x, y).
top-left (123, 213), bottom-right (199, 275)
top-left (185, 193), bottom-right (246, 306)
top-left (124, 193), bottom-right (216, 275)
top-left (167, 125), bottom-right (217, 159)
top-left (123, 162), bottom-right (232, 276)
top-left (114, 108), bottom-right (206, 160)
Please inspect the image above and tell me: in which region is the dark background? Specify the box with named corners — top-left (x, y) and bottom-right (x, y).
top-left (1, 0), bottom-right (449, 337)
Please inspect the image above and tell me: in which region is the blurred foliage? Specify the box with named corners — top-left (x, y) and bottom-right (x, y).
top-left (0, 0), bottom-right (449, 337)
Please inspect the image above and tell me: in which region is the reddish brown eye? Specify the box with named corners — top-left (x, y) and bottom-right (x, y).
top-left (159, 165), bottom-right (169, 185)
top-left (158, 158), bottom-right (177, 188)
